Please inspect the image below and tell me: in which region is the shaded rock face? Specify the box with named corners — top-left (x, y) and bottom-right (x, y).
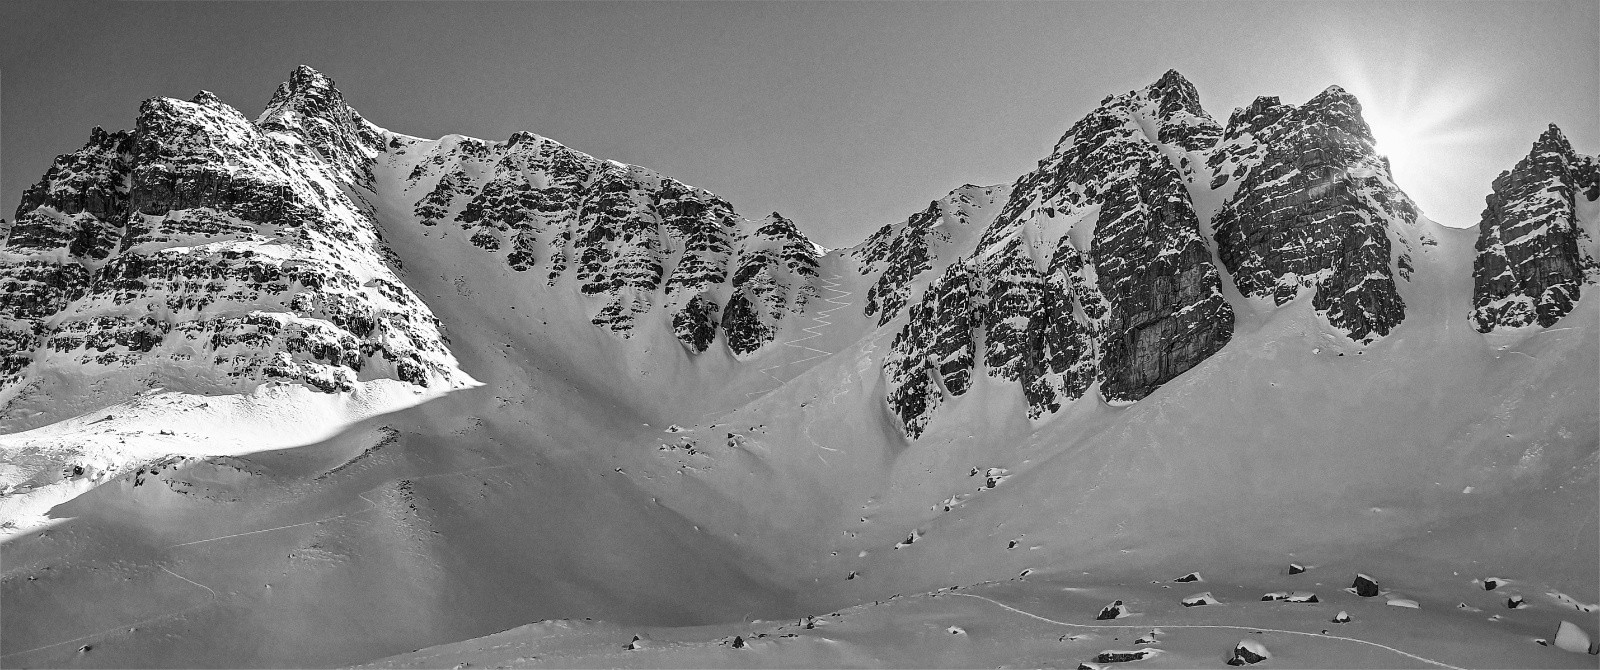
top-left (882, 263), bottom-right (977, 436)
top-left (882, 70), bottom-right (1235, 437)
top-left (1, 70), bottom-right (470, 407)
top-left (851, 184), bottom-right (1007, 327)
top-left (1209, 86), bottom-right (1420, 343)
top-left (395, 128), bottom-right (820, 356)
top-left (1472, 124), bottom-right (1600, 331)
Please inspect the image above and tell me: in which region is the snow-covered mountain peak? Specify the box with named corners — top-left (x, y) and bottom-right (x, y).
top-left (257, 65), bottom-right (386, 188)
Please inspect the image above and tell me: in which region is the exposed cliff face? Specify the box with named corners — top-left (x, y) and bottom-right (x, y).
top-left (0, 72), bottom-right (472, 428)
top-left (389, 130), bottom-right (820, 356)
top-left (1471, 124), bottom-right (1600, 332)
top-left (1208, 86), bottom-right (1421, 343)
top-left (2, 128), bottom-right (134, 384)
top-left (851, 184), bottom-right (1007, 327)
top-left (882, 70), bottom-right (1235, 437)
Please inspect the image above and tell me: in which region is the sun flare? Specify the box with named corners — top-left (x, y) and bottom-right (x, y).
top-left (1322, 39), bottom-right (1499, 226)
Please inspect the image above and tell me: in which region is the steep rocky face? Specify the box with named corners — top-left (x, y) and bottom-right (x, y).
top-left (256, 65), bottom-right (388, 189)
top-left (390, 131), bottom-right (820, 356)
top-left (0, 71), bottom-right (471, 420)
top-left (851, 184), bottom-right (1007, 327)
top-left (1471, 124), bottom-right (1600, 331)
top-left (1209, 86), bottom-right (1421, 343)
top-left (882, 263), bottom-right (977, 435)
top-left (1, 128), bottom-right (134, 384)
top-left (882, 70), bottom-right (1235, 437)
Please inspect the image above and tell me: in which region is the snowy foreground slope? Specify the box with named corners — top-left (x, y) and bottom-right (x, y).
top-left (1, 68), bottom-right (1596, 669)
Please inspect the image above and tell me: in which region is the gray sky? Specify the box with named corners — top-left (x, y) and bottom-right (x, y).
top-left (3, 1), bottom-right (1596, 249)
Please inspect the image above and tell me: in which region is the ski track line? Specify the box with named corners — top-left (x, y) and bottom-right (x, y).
top-left (743, 273), bottom-right (854, 400)
top-left (165, 462), bottom-right (515, 549)
top-left (2, 462), bottom-right (516, 661)
top-left (949, 593), bottom-right (1466, 670)
top-left (0, 566), bottom-right (218, 660)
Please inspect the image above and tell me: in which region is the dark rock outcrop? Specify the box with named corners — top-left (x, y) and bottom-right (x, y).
top-left (1471, 124), bottom-right (1600, 331)
top-left (1226, 639), bottom-right (1271, 666)
top-left (882, 263), bottom-right (977, 436)
top-left (1096, 599), bottom-right (1129, 620)
top-left (1210, 86), bottom-right (1420, 343)
top-left (1094, 649), bottom-right (1155, 663)
top-left (851, 184), bottom-right (1005, 326)
top-left (1352, 573), bottom-right (1380, 597)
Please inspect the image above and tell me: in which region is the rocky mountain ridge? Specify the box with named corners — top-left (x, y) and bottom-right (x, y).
top-left (392, 127), bottom-right (822, 356)
top-left (2, 66), bottom-right (1596, 443)
top-left (0, 66), bottom-right (830, 433)
top-left (1, 79), bottom-right (472, 432)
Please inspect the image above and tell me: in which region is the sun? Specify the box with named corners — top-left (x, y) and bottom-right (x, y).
top-left (1319, 38), bottom-right (1498, 226)
top-left (1364, 113), bottom-right (1422, 178)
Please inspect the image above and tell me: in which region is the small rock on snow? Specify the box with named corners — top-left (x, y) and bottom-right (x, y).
top-left (1226, 639), bottom-right (1271, 666)
top-left (1097, 600), bottom-right (1129, 620)
top-left (1352, 573), bottom-right (1381, 597)
top-left (1094, 649), bottom-right (1155, 663)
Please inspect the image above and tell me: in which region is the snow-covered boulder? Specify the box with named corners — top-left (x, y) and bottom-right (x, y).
top-left (1226, 639), bottom-right (1271, 666)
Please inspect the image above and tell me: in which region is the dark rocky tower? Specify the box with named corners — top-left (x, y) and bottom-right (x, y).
top-left (1471, 124), bottom-right (1600, 331)
top-left (1208, 86), bottom-right (1420, 343)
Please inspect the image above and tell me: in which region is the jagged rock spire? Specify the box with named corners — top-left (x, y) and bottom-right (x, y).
top-left (1208, 84), bottom-right (1419, 343)
top-left (257, 65), bottom-right (386, 187)
top-left (1471, 123), bottom-right (1600, 331)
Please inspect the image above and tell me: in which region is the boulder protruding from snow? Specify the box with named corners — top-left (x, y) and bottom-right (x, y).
top-left (1182, 592), bottom-right (1221, 607)
top-left (1332, 610), bottom-right (1352, 623)
top-left (1352, 573), bottom-right (1381, 597)
top-left (1173, 572), bottom-right (1203, 583)
top-left (1094, 649), bottom-right (1156, 663)
top-left (1507, 595), bottom-right (1527, 609)
top-left (1553, 621), bottom-right (1595, 654)
top-left (1288, 563), bottom-right (1307, 575)
top-left (1225, 639), bottom-right (1271, 666)
top-left (1097, 600), bottom-right (1130, 620)
top-left (1262, 591), bottom-right (1318, 603)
